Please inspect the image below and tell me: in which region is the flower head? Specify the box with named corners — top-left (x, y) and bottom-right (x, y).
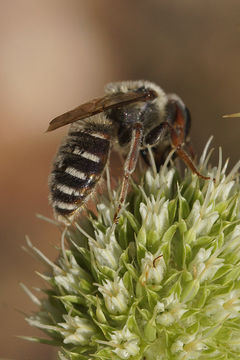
top-left (24, 141), bottom-right (240, 359)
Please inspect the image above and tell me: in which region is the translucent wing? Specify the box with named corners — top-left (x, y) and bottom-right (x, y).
top-left (47, 89), bottom-right (157, 132)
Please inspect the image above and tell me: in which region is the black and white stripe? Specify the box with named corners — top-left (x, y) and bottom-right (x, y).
top-left (49, 124), bottom-right (111, 218)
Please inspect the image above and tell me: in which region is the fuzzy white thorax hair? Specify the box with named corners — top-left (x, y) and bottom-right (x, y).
top-left (104, 80), bottom-right (168, 119)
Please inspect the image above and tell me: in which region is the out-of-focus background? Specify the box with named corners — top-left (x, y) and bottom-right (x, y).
top-left (0, 1), bottom-right (239, 359)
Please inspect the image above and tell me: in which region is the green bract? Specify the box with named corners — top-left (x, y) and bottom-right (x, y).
top-left (24, 140), bottom-right (240, 359)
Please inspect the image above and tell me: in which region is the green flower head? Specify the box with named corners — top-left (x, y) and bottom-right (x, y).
top-left (24, 139), bottom-right (240, 360)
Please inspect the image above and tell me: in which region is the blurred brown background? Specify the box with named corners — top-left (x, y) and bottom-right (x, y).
top-left (0, 1), bottom-right (239, 359)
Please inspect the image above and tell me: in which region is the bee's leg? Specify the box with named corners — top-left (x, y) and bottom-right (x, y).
top-left (113, 122), bottom-right (143, 224)
top-left (144, 122), bottom-right (169, 147)
top-left (169, 123), bottom-right (214, 181)
top-left (144, 122), bottom-right (213, 181)
top-left (185, 137), bottom-right (196, 160)
top-left (175, 145), bottom-right (214, 180)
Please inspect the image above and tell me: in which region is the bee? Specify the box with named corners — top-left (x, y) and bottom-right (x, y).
top-left (48, 80), bottom-right (210, 224)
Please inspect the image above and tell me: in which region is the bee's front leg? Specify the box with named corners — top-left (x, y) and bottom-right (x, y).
top-left (144, 121), bottom-right (213, 181)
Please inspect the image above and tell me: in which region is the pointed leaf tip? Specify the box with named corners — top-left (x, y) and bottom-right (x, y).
top-left (223, 112), bottom-right (240, 118)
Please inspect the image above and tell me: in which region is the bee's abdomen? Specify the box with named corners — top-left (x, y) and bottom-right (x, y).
top-left (50, 126), bottom-right (111, 219)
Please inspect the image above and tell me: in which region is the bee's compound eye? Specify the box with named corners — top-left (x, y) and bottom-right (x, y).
top-left (165, 101), bottom-right (177, 124)
top-left (184, 107), bottom-right (191, 136)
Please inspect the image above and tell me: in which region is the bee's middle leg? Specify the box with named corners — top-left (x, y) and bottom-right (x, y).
top-left (113, 122), bottom-right (143, 224)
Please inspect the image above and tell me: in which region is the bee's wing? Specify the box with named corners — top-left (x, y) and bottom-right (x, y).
top-left (47, 89), bottom-right (156, 132)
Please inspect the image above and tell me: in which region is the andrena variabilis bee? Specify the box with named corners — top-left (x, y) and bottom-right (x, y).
top-left (48, 80), bottom-right (211, 224)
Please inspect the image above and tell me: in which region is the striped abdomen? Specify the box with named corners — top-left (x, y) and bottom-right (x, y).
top-left (49, 120), bottom-right (111, 221)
